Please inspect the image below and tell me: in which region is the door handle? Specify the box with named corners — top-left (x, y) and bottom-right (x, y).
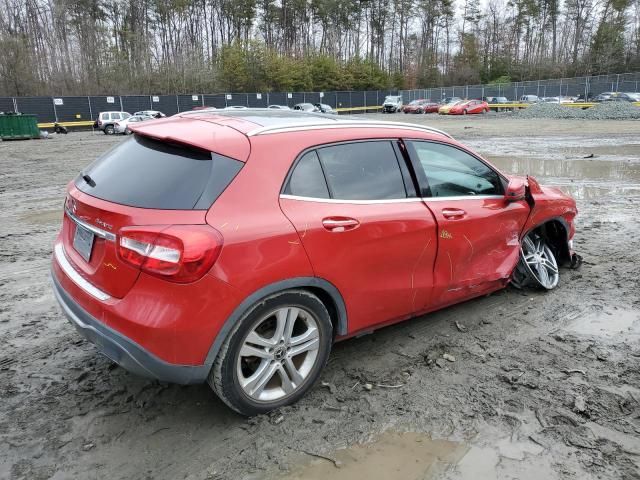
top-left (322, 217), bottom-right (360, 232)
top-left (442, 208), bottom-right (467, 219)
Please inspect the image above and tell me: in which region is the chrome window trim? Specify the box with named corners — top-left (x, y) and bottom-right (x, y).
top-left (54, 244), bottom-right (111, 301)
top-left (280, 194), bottom-right (505, 204)
top-left (65, 208), bottom-right (116, 241)
top-left (280, 194), bottom-right (424, 205)
top-left (423, 195), bottom-right (504, 201)
top-left (247, 122), bottom-right (452, 139)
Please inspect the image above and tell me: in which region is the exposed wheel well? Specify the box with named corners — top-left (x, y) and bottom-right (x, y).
top-left (529, 219), bottom-right (570, 265)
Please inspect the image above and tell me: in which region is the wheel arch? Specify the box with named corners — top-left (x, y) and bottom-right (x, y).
top-left (203, 277), bottom-right (347, 367)
top-left (523, 217), bottom-right (571, 265)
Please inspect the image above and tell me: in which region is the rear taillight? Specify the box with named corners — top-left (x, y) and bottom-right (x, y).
top-left (117, 225), bottom-right (223, 283)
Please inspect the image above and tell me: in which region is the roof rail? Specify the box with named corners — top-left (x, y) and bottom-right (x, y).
top-left (246, 120), bottom-right (453, 138)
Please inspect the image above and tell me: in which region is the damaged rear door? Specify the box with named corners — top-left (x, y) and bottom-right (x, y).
top-left (404, 140), bottom-right (530, 308)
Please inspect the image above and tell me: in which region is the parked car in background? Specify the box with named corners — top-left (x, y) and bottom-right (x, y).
top-left (402, 99), bottom-right (435, 114)
top-left (440, 96), bottom-right (462, 105)
top-left (602, 92), bottom-right (640, 102)
top-left (95, 111), bottom-right (131, 135)
top-left (575, 93), bottom-right (594, 102)
top-left (293, 103), bottom-right (320, 112)
top-left (520, 95), bottom-right (541, 103)
top-left (114, 114), bottom-right (154, 135)
top-left (52, 109), bottom-right (578, 416)
top-left (134, 110), bottom-right (166, 118)
top-left (487, 96), bottom-right (509, 104)
top-left (438, 100), bottom-right (464, 115)
top-left (594, 92), bottom-right (614, 102)
top-left (448, 99), bottom-right (490, 115)
top-left (268, 105), bottom-right (291, 110)
top-left (422, 101), bottom-right (441, 113)
top-left (314, 103), bottom-right (337, 115)
top-left (382, 95), bottom-right (403, 113)
top-left (225, 106), bottom-right (248, 110)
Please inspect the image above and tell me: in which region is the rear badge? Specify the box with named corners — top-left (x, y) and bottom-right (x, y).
top-left (95, 219), bottom-right (113, 230)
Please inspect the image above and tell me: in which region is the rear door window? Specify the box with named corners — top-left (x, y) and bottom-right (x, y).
top-left (100, 113), bottom-right (109, 120)
top-left (316, 141), bottom-right (407, 200)
top-left (110, 113), bottom-right (120, 120)
top-left (76, 135), bottom-right (242, 210)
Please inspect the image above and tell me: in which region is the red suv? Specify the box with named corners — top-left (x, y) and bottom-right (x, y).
top-left (51, 110), bottom-right (578, 415)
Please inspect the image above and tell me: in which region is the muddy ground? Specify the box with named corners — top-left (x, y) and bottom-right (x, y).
top-left (1, 115), bottom-right (639, 480)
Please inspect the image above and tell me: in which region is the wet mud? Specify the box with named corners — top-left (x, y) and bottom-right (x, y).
top-left (1, 118), bottom-right (639, 479)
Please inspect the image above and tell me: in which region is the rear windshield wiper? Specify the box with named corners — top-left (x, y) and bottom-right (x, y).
top-left (81, 173), bottom-right (96, 187)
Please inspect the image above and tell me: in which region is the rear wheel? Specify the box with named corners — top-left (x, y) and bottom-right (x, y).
top-left (209, 290), bottom-right (333, 416)
top-left (104, 124), bottom-right (115, 135)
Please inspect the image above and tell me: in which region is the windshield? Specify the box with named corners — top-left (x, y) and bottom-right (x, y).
top-left (384, 96), bottom-right (399, 102)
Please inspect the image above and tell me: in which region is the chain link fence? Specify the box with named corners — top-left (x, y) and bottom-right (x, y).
top-left (400, 72), bottom-right (640, 103)
top-left (2, 72), bottom-right (639, 124)
top-left (0, 91), bottom-right (399, 124)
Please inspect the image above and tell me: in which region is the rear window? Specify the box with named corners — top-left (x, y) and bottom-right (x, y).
top-left (76, 135), bottom-right (242, 210)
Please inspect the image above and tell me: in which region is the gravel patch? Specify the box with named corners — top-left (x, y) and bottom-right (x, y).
top-left (515, 101), bottom-right (640, 120)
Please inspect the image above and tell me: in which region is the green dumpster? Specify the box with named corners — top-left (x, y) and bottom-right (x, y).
top-left (0, 113), bottom-right (40, 140)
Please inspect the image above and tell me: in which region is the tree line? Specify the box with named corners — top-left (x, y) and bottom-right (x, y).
top-left (0, 0), bottom-right (638, 96)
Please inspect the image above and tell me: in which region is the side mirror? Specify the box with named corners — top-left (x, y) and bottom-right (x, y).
top-left (505, 177), bottom-right (527, 202)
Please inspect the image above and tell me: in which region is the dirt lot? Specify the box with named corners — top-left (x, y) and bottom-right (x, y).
top-left (1, 115), bottom-right (639, 480)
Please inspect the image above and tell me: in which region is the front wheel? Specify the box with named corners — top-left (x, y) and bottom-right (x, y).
top-left (209, 290), bottom-right (333, 416)
top-left (513, 232), bottom-right (560, 290)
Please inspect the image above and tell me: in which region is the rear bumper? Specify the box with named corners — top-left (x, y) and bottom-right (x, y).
top-left (51, 271), bottom-right (209, 384)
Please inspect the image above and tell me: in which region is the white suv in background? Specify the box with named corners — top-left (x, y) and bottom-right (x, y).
top-left (95, 111), bottom-right (131, 135)
top-left (382, 95), bottom-right (403, 113)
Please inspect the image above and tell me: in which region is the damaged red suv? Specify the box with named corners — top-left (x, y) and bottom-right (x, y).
top-left (51, 110), bottom-right (578, 415)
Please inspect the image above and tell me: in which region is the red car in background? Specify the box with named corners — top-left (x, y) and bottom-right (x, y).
top-left (448, 99), bottom-right (490, 115)
top-left (402, 99), bottom-right (431, 113)
top-left (51, 110), bottom-right (578, 416)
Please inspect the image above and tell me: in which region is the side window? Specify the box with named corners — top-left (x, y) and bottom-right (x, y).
top-left (100, 113), bottom-right (108, 120)
top-left (408, 141), bottom-right (502, 197)
top-left (284, 151), bottom-right (330, 199)
top-left (110, 113), bottom-right (121, 120)
top-left (316, 141), bottom-right (407, 200)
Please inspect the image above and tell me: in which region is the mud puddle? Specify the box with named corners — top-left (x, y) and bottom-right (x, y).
top-left (565, 308), bottom-right (639, 339)
top-left (280, 431), bottom-right (467, 480)
top-left (281, 429), bottom-right (555, 480)
top-left (466, 136), bottom-right (640, 162)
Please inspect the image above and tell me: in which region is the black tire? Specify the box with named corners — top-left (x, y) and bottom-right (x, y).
top-left (104, 124), bottom-right (115, 135)
top-left (208, 290), bottom-right (333, 416)
top-left (417, 109), bottom-right (423, 114)
top-left (463, 109), bottom-right (468, 115)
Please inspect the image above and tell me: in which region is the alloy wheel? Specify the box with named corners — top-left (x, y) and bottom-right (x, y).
top-left (237, 306), bottom-right (320, 402)
top-left (520, 234), bottom-right (559, 289)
